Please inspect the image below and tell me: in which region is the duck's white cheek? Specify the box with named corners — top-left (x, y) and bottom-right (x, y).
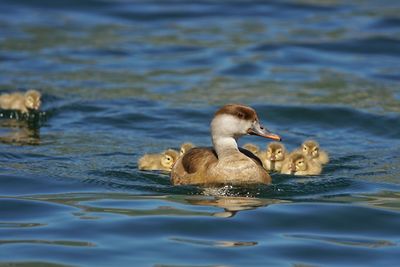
top-left (227, 116), bottom-right (248, 135)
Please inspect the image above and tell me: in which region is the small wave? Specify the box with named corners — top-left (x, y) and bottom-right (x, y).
top-left (253, 37), bottom-right (400, 57)
top-left (286, 234), bottom-right (396, 248)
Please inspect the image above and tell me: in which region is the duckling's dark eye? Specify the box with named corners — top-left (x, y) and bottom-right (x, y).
top-left (303, 147), bottom-right (307, 151)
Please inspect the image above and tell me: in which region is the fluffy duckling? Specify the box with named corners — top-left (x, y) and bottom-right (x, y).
top-left (0, 90), bottom-right (41, 114)
top-left (281, 152), bottom-right (322, 176)
top-left (299, 140), bottom-right (329, 165)
top-left (243, 143), bottom-right (261, 156)
top-left (179, 142), bottom-right (195, 156)
top-left (161, 149), bottom-right (180, 171)
top-left (263, 142), bottom-right (287, 172)
top-left (138, 149), bottom-right (179, 172)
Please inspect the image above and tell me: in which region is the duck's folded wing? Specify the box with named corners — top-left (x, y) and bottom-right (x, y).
top-left (239, 148), bottom-right (263, 166)
top-left (181, 147), bottom-right (217, 174)
top-left (170, 147), bottom-right (218, 185)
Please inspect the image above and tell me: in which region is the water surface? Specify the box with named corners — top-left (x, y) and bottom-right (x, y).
top-left (1, 0), bottom-right (400, 266)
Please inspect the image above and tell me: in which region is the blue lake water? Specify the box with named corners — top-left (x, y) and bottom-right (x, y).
top-left (1, 0), bottom-right (400, 266)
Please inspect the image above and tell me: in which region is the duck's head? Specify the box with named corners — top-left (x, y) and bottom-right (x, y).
top-left (302, 140), bottom-right (320, 158)
top-left (211, 104), bottom-right (281, 141)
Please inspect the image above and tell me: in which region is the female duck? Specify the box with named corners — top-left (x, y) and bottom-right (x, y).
top-left (171, 104), bottom-right (281, 186)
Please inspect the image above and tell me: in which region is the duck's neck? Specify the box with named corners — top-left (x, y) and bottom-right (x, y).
top-left (210, 114), bottom-right (243, 158)
top-left (212, 135), bottom-right (239, 158)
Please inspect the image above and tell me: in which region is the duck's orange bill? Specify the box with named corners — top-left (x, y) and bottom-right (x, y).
top-left (261, 132), bottom-right (282, 141)
top-left (247, 122), bottom-right (282, 141)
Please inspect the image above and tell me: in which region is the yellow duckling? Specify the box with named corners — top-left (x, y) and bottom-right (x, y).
top-left (138, 149), bottom-right (179, 172)
top-left (243, 143), bottom-right (261, 157)
top-left (299, 140), bottom-right (329, 165)
top-left (281, 151), bottom-right (322, 176)
top-left (0, 90), bottom-right (41, 113)
top-left (179, 142), bottom-right (195, 156)
top-left (263, 142), bottom-right (287, 172)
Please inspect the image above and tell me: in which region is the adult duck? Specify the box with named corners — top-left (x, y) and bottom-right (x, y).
top-left (171, 104), bottom-right (281, 186)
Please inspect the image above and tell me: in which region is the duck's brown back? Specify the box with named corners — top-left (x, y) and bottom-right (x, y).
top-left (171, 147), bottom-right (269, 186)
top-left (181, 147), bottom-right (217, 174)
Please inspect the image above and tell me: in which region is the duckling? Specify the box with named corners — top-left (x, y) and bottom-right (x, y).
top-left (0, 90), bottom-right (41, 114)
top-left (179, 142), bottom-right (195, 156)
top-left (263, 142), bottom-right (287, 172)
top-left (281, 152), bottom-right (322, 176)
top-left (161, 149), bottom-right (180, 170)
top-left (299, 140), bottom-right (329, 165)
top-left (138, 152), bottom-right (164, 171)
top-left (138, 149), bottom-right (179, 172)
top-left (243, 143), bottom-right (261, 156)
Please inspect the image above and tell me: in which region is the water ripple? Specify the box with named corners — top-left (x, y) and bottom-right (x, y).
top-left (0, 239), bottom-right (95, 247)
top-left (285, 234), bottom-right (396, 248)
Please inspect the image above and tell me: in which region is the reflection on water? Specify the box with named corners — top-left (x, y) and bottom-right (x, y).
top-left (0, 123), bottom-right (40, 145)
top-left (0, 222), bottom-right (45, 228)
top-left (170, 237), bottom-right (258, 248)
top-left (0, 239), bottom-right (95, 247)
top-left (188, 193), bottom-right (288, 218)
top-left (324, 191), bottom-right (400, 212)
top-left (0, 262), bottom-right (73, 267)
top-left (16, 193), bottom-right (285, 219)
top-left (1, 190), bottom-right (400, 266)
top-left (286, 234), bottom-right (396, 248)
top-left (0, 110), bottom-right (44, 145)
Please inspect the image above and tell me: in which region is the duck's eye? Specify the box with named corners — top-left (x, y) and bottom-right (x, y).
top-left (166, 156), bottom-right (171, 161)
top-left (303, 147), bottom-right (307, 151)
top-left (277, 150), bottom-right (282, 154)
top-left (237, 112), bottom-right (245, 119)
